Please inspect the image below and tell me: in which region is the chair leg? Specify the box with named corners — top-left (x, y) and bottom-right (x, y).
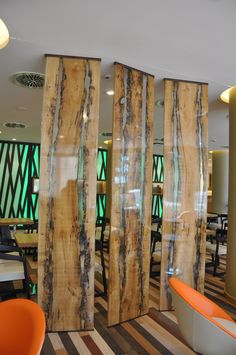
top-left (23, 278), bottom-right (31, 299)
top-left (100, 245), bottom-right (107, 295)
top-left (213, 243), bottom-right (220, 276)
top-left (150, 256), bottom-right (153, 276)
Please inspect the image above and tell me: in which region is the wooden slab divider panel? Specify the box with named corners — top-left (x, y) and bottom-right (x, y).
top-left (160, 79), bottom-right (208, 311)
top-left (38, 55), bottom-right (101, 331)
top-left (108, 63), bottom-right (154, 326)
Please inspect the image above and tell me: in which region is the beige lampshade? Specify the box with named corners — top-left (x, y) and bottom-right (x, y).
top-left (0, 18), bottom-right (9, 50)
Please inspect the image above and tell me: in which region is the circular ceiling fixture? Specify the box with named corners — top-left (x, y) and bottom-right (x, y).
top-left (10, 71), bottom-right (45, 88)
top-left (0, 18), bottom-right (9, 50)
top-left (154, 137), bottom-right (164, 145)
top-left (4, 122), bottom-right (27, 129)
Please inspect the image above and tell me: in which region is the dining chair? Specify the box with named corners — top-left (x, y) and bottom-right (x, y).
top-left (150, 217), bottom-right (162, 276)
top-left (0, 244), bottom-right (31, 299)
top-left (150, 231), bottom-right (162, 276)
top-left (206, 228), bottom-right (227, 276)
top-left (169, 277), bottom-right (236, 355)
top-left (0, 298), bottom-right (45, 355)
top-left (25, 219), bottom-right (38, 234)
top-left (95, 217), bottom-right (108, 296)
top-left (0, 226), bottom-right (13, 242)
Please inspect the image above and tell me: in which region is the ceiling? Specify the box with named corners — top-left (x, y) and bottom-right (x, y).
top-left (1, 0), bottom-right (234, 153)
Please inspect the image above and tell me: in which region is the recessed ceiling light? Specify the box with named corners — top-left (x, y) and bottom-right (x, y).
top-left (0, 131), bottom-right (1, 134)
top-left (100, 132), bottom-right (112, 137)
top-left (12, 138), bottom-right (16, 141)
top-left (104, 140), bottom-right (112, 145)
top-left (16, 106), bottom-right (28, 111)
top-left (106, 90), bottom-right (114, 96)
top-left (83, 113), bottom-right (88, 121)
top-left (4, 122), bottom-right (27, 129)
top-left (58, 135), bottom-right (64, 138)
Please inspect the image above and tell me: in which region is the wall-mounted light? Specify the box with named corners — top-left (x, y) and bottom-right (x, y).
top-left (220, 87), bottom-right (236, 104)
top-left (0, 18), bottom-right (10, 50)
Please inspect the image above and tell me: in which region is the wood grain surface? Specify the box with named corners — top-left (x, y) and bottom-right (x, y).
top-left (160, 79), bottom-right (208, 310)
top-left (38, 55), bottom-right (100, 331)
top-left (108, 63), bottom-right (154, 326)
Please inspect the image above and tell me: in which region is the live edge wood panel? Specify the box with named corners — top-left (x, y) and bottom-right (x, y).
top-left (38, 55), bottom-right (100, 331)
top-left (108, 63), bottom-right (154, 326)
top-left (160, 79), bottom-right (208, 311)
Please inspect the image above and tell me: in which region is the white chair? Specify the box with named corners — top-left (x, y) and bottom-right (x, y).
top-left (169, 277), bottom-right (236, 355)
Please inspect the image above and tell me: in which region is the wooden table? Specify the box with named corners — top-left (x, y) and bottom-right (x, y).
top-left (0, 218), bottom-right (34, 226)
top-left (206, 229), bottom-right (216, 237)
top-left (0, 218), bottom-right (34, 237)
top-left (15, 233), bottom-right (38, 248)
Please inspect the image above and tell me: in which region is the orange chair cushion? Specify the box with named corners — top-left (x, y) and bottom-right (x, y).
top-left (0, 299), bottom-right (45, 355)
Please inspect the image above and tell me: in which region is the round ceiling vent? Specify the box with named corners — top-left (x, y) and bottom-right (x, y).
top-left (100, 132), bottom-right (112, 137)
top-left (154, 137), bottom-right (164, 145)
top-left (10, 71), bottom-right (45, 88)
top-left (4, 122), bottom-right (27, 129)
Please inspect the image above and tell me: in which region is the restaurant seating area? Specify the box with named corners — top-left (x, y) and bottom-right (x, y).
top-left (0, 158), bottom-right (233, 354)
top-left (0, 211), bottom-right (229, 297)
top-left (0, 243), bottom-right (234, 354)
top-left (2, 0), bottom-right (236, 352)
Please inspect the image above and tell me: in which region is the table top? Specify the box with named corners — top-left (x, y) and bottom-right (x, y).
top-left (26, 257), bottom-right (37, 275)
top-left (207, 213), bottom-right (218, 218)
top-left (0, 218), bottom-right (34, 226)
top-left (15, 233), bottom-right (38, 248)
top-left (206, 229), bottom-right (216, 236)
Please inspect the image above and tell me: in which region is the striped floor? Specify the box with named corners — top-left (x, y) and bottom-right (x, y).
top-left (41, 255), bottom-right (236, 355)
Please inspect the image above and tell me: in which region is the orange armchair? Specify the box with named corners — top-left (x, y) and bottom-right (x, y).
top-left (169, 277), bottom-right (236, 355)
top-left (0, 299), bottom-right (45, 355)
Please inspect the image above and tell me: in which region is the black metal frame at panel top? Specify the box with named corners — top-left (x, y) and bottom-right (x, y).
top-left (0, 140), bottom-right (40, 221)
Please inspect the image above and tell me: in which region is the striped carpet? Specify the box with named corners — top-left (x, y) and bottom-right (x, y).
top-left (40, 255), bottom-right (236, 355)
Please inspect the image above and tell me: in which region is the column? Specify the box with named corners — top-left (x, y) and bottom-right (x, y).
top-left (105, 140), bottom-right (112, 219)
top-left (211, 150), bottom-right (228, 214)
top-left (225, 86), bottom-right (236, 304)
